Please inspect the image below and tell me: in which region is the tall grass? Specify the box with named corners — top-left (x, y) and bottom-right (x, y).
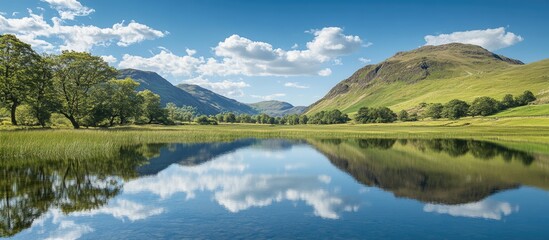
top-left (2, 123), bottom-right (549, 161)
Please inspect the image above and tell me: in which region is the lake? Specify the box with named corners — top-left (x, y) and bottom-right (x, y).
top-left (2, 138), bottom-right (549, 239)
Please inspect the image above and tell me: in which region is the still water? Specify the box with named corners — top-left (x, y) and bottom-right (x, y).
top-left (2, 138), bottom-right (549, 239)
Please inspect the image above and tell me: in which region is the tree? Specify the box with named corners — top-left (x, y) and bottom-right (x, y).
top-left (442, 99), bottom-right (469, 120)
top-left (0, 34), bottom-right (42, 125)
top-left (516, 90), bottom-right (536, 106)
top-left (398, 110), bottom-right (409, 121)
top-left (108, 78), bottom-right (143, 125)
top-left (51, 51), bottom-right (117, 128)
top-left (138, 90), bottom-right (165, 124)
top-left (224, 112), bottom-right (236, 123)
top-left (469, 96), bottom-right (500, 116)
top-left (299, 114), bottom-right (308, 124)
top-left (355, 107), bottom-right (372, 123)
top-left (501, 94), bottom-right (517, 109)
top-left (355, 107), bottom-right (396, 123)
top-left (25, 56), bottom-right (57, 127)
top-left (425, 103), bottom-right (443, 119)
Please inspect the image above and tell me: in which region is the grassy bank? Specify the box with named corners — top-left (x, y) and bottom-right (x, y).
top-left (2, 116), bottom-right (549, 161)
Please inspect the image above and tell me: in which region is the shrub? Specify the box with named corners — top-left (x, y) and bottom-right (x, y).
top-left (442, 99), bottom-right (470, 120)
top-left (469, 96), bottom-right (500, 116)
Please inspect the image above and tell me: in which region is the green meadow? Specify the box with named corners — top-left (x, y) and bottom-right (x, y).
top-left (2, 115), bottom-right (549, 162)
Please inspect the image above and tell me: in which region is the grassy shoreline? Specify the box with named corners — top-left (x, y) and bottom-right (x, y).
top-left (2, 116), bottom-right (549, 161)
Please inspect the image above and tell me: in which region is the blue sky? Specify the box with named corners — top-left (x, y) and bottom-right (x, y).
top-left (1, 0), bottom-right (548, 106)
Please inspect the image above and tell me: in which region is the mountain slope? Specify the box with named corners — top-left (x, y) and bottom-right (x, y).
top-left (118, 69), bottom-right (217, 114)
top-left (249, 100), bottom-right (307, 117)
top-left (177, 84), bottom-right (257, 114)
top-left (306, 43), bottom-right (549, 114)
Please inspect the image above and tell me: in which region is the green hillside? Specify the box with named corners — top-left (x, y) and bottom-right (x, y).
top-left (118, 69), bottom-right (218, 114)
top-left (306, 43), bottom-right (549, 114)
top-left (494, 104), bottom-right (549, 117)
top-left (177, 84), bottom-right (257, 114)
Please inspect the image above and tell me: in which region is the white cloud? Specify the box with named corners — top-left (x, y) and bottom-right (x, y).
top-left (424, 27), bottom-right (523, 51)
top-left (100, 55), bottom-right (117, 64)
top-left (119, 50), bottom-right (203, 77)
top-left (306, 27), bottom-right (364, 59)
top-left (318, 68), bottom-right (332, 76)
top-left (424, 199), bottom-right (517, 220)
top-left (120, 27), bottom-right (366, 78)
top-left (74, 199), bottom-right (164, 221)
top-left (284, 82), bottom-right (309, 89)
top-left (250, 93), bottom-right (286, 101)
top-left (0, 10), bottom-right (166, 52)
top-left (183, 76), bottom-right (250, 97)
top-left (358, 57), bottom-right (371, 64)
top-left (42, 0), bottom-right (95, 20)
top-left (123, 153), bottom-right (358, 219)
top-left (45, 220), bottom-right (93, 240)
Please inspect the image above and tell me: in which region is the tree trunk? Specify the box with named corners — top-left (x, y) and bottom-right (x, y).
top-left (10, 102), bottom-right (17, 126)
top-left (67, 115), bottom-right (80, 129)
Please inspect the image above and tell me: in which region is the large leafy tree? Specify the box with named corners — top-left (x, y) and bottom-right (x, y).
top-left (137, 90), bottom-right (165, 124)
top-left (469, 96), bottom-right (500, 116)
top-left (25, 56), bottom-right (57, 127)
top-left (51, 51), bottom-right (117, 129)
top-left (442, 99), bottom-right (470, 120)
top-left (0, 34), bottom-right (42, 125)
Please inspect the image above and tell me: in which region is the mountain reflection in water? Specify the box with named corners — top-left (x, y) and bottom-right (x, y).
top-left (2, 138), bottom-right (549, 238)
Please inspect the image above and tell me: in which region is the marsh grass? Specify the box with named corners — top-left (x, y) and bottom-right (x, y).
top-left (2, 121), bottom-right (549, 161)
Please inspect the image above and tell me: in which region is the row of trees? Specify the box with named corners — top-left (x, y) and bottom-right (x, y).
top-left (0, 34), bottom-right (171, 128)
top-left (421, 91), bottom-right (536, 120)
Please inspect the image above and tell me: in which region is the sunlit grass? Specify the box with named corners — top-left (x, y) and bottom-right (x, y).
top-left (2, 117), bottom-right (549, 161)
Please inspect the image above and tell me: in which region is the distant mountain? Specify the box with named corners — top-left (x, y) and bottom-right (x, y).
top-left (249, 100), bottom-right (307, 117)
top-left (177, 84), bottom-right (257, 114)
top-left (306, 43), bottom-right (549, 114)
top-left (118, 69), bottom-right (307, 116)
top-left (118, 69), bottom-right (217, 114)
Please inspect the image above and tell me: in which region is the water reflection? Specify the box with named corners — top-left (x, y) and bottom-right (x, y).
top-left (2, 138), bottom-right (549, 238)
top-left (423, 199), bottom-right (517, 220)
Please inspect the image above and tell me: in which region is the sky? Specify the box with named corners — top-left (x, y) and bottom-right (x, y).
top-left (1, 0), bottom-right (548, 106)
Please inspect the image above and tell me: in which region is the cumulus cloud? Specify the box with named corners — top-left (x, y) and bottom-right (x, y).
top-left (74, 199), bottom-right (164, 221)
top-left (100, 55), bottom-right (117, 64)
top-left (424, 199), bottom-right (517, 220)
top-left (183, 76), bottom-right (250, 97)
top-left (0, 10), bottom-right (166, 52)
top-left (250, 93), bottom-right (286, 101)
top-left (123, 153), bottom-right (358, 219)
top-left (45, 220), bottom-right (93, 240)
top-left (284, 82), bottom-right (309, 89)
top-left (119, 50), bottom-right (203, 77)
top-left (119, 27), bottom-right (366, 78)
top-left (42, 0), bottom-right (95, 20)
top-left (424, 27), bottom-right (523, 51)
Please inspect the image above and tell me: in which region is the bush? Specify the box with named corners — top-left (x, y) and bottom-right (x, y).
top-left (355, 107), bottom-right (397, 123)
top-left (397, 110), bottom-right (409, 121)
top-left (424, 103), bottom-right (443, 119)
top-left (15, 105), bottom-right (39, 126)
top-left (442, 99), bottom-right (469, 120)
top-left (501, 94), bottom-right (517, 109)
top-left (515, 90), bottom-right (536, 106)
top-left (194, 115), bottom-right (218, 125)
top-left (469, 96), bottom-right (500, 116)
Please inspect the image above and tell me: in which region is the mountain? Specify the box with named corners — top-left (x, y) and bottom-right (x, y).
top-left (177, 84), bottom-right (257, 114)
top-left (306, 43), bottom-right (549, 114)
top-left (118, 69), bottom-right (218, 114)
top-left (249, 100), bottom-right (307, 117)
